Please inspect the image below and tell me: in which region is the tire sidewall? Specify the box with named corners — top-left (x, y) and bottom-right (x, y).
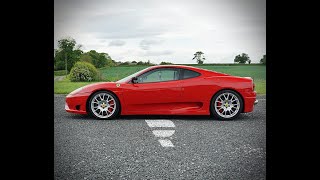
top-left (87, 91), bottom-right (120, 120)
top-left (210, 90), bottom-right (244, 120)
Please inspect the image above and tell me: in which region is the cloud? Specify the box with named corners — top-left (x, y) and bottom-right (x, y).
top-left (140, 39), bottom-right (164, 50)
top-left (108, 40), bottom-right (126, 46)
top-left (83, 11), bottom-right (175, 39)
top-left (144, 50), bottom-right (174, 56)
top-left (54, 0), bottom-right (266, 63)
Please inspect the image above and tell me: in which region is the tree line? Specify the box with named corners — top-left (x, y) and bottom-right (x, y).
top-left (54, 37), bottom-right (266, 74)
top-left (54, 38), bottom-right (173, 72)
top-left (54, 38), bottom-right (115, 72)
top-left (193, 51), bottom-right (266, 65)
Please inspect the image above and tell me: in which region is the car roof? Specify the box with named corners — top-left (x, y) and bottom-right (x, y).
top-left (149, 65), bottom-right (216, 73)
top-left (148, 65), bottom-right (231, 76)
top-left (149, 65), bottom-right (203, 70)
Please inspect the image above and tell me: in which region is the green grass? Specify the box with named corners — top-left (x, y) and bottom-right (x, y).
top-left (253, 79), bottom-right (266, 94)
top-left (54, 70), bottom-right (68, 76)
top-left (54, 78), bottom-right (95, 94)
top-left (54, 65), bottom-right (266, 94)
top-left (99, 66), bottom-right (149, 81)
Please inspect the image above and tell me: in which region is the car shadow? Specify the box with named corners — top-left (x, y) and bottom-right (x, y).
top-left (119, 115), bottom-right (212, 121)
top-left (119, 114), bottom-right (252, 121)
top-left (65, 113), bottom-right (252, 122)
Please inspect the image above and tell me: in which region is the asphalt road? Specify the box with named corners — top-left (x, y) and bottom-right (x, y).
top-left (54, 95), bottom-right (266, 180)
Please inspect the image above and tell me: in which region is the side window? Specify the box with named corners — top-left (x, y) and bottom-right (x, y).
top-left (137, 68), bottom-right (180, 83)
top-left (182, 69), bottom-right (200, 79)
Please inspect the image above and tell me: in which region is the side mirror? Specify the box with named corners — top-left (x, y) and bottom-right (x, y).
top-left (131, 77), bottom-right (138, 83)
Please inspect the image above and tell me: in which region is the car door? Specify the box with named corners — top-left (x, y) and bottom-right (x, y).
top-left (122, 68), bottom-right (182, 114)
top-left (179, 68), bottom-right (203, 101)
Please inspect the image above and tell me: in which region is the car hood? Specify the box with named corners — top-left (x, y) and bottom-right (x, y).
top-left (68, 82), bottom-right (120, 95)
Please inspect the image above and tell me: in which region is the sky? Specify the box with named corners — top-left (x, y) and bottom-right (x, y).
top-left (54, 0), bottom-right (266, 64)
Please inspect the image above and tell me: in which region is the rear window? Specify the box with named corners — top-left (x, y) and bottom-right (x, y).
top-left (182, 69), bottom-right (200, 79)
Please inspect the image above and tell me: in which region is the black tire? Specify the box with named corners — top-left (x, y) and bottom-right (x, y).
top-left (87, 91), bottom-right (120, 120)
top-left (210, 90), bottom-right (244, 120)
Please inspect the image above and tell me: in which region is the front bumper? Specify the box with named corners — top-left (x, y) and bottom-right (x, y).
top-left (65, 92), bottom-right (90, 114)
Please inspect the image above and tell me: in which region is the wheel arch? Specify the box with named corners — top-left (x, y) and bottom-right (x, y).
top-left (86, 89), bottom-right (122, 115)
top-left (210, 88), bottom-right (245, 114)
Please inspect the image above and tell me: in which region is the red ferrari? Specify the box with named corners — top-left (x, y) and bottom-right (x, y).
top-left (65, 65), bottom-right (258, 120)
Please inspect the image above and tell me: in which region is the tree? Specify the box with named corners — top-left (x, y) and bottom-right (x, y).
top-left (120, 61), bottom-right (130, 66)
top-left (192, 51), bottom-right (205, 64)
top-left (131, 61), bottom-right (137, 64)
top-left (54, 37), bottom-right (83, 72)
top-left (234, 53), bottom-right (250, 64)
top-left (80, 50), bottom-right (114, 68)
top-left (79, 53), bottom-right (93, 64)
top-left (260, 55), bottom-right (266, 65)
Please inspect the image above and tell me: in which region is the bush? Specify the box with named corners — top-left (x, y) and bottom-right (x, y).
top-left (69, 62), bottom-right (98, 82)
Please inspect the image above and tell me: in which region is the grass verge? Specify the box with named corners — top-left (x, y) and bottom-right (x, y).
top-left (54, 78), bottom-right (95, 94)
top-left (54, 70), bottom-right (68, 76)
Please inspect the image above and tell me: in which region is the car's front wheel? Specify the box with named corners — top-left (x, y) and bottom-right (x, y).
top-left (87, 91), bottom-right (120, 119)
top-left (210, 90), bottom-right (244, 120)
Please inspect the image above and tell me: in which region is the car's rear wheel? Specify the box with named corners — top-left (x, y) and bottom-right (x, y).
top-left (88, 91), bottom-right (120, 119)
top-left (210, 90), bottom-right (243, 120)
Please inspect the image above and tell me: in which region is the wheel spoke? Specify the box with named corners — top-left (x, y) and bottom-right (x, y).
top-left (90, 92), bottom-right (117, 118)
top-left (214, 92), bottom-right (241, 118)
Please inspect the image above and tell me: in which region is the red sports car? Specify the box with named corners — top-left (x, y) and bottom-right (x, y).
top-left (65, 65), bottom-right (258, 120)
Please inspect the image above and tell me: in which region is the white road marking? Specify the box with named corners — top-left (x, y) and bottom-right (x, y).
top-left (145, 120), bottom-right (176, 147)
top-left (145, 120), bottom-right (175, 127)
top-left (158, 139), bottom-right (174, 147)
top-left (152, 130), bottom-right (175, 138)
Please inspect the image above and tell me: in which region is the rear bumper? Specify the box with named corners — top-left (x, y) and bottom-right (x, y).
top-left (241, 91), bottom-right (257, 113)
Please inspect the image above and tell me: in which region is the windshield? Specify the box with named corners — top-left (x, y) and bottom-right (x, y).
top-left (116, 67), bottom-right (153, 83)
